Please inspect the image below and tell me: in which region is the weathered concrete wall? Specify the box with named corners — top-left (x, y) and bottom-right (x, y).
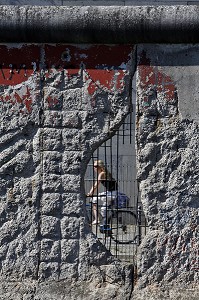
top-left (134, 44), bottom-right (199, 299)
top-left (2, 6), bottom-right (199, 44)
top-left (1, 0), bottom-right (199, 6)
top-left (0, 39), bottom-right (199, 299)
top-left (0, 44), bottom-right (134, 299)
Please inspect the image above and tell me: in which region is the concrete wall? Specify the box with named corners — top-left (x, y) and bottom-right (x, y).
top-left (1, 42), bottom-right (198, 300)
top-left (0, 6), bottom-right (198, 299)
top-left (1, 0), bottom-right (199, 6)
top-left (0, 44), bottom-right (134, 299)
top-left (134, 44), bottom-right (199, 300)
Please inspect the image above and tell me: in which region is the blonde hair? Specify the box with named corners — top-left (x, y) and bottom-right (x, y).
top-left (94, 160), bottom-right (112, 179)
top-left (94, 160), bottom-right (105, 168)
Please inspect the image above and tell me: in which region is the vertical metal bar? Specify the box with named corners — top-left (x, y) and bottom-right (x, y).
top-left (116, 130), bottom-right (120, 256)
top-left (91, 154), bottom-right (95, 225)
top-left (85, 80), bottom-right (150, 263)
top-left (137, 206), bottom-right (142, 246)
top-left (94, 148), bottom-right (99, 236)
top-left (109, 135), bottom-right (113, 251)
top-left (129, 108), bottom-right (132, 144)
top-left (109, 139), bottom-right (112, 191)
top-left (104, 140), bottom-right (108, 243)
top-left (122, 121), bottom-right (125, 144)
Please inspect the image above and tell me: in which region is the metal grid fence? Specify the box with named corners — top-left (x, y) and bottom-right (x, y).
top-left (84, 104), bottom-right (148, 264)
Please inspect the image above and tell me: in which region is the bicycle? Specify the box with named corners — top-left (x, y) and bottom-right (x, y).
top-left (86, 202), bottom-right (138, 245)
top-left (103, 207), bottom-right (138, 244)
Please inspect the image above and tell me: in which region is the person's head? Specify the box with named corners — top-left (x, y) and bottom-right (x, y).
top-left (93, 160), bottom-right (112, 179)
top-left (93, 160), bottom-right (105, 172)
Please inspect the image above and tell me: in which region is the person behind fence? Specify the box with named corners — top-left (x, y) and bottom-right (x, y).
top-left (87, 160), bottom-right (129, 227)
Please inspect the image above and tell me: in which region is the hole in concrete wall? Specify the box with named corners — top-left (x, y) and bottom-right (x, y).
top-left (84, 76), bottom-right (148, 264)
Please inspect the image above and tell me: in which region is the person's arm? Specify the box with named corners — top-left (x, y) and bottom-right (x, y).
top-left (87, 172), bottom-right (105, 196)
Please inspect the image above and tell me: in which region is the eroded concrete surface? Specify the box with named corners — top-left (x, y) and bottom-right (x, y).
top-left (0, 44), bottom-right (134, 299)
top-left (0, 43), bottom-right (198, 300)
top-left (134, 44), bottom-right (199, 300)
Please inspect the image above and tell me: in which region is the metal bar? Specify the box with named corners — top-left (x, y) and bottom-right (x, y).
top-left (84, 99), bottom-right (148, 262)
top-left (137, 206), bottom-right (142, 246)
top-left (1, 6), bottom-right (199, 43)
top-left (104, 140), bottom-right (109, 244)
top-left (115, 130), bottom-right (120, 256)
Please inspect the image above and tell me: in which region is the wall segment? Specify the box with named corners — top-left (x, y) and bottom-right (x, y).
top-left (135, 44), bottom-right (199, 299)
top-left (1, 6), bottom-right (199, 43)
top-left (0, 5), bottom-right (199, 300)
top-left (0, 43), bottom-right (134, 299)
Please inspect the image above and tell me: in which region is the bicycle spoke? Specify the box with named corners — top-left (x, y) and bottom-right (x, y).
top-left (110, 210), bottom-right (137, 244)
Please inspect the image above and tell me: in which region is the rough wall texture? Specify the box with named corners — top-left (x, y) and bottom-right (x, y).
top-left (0, 44), bottom-right (134, 299)
top-left (1, 1), bottom-right (199, 6)
top-left (1, 42), bottom-right (199, 300)
top-left (134, 44), bottom-right (199, 299)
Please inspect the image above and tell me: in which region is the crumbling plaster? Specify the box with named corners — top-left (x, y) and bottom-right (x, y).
top-left (0, 43), bottom-right (134, 299)
top-left (133, 44), bottom-right (199, 299)
top-left (0, 39), bottom-right (199, 300)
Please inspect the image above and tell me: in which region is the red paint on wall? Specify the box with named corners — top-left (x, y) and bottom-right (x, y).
top-left (140, 66), bottom-right (156, 86)
top-left (0, 45), bottom-right (40, 86)
top-left (0, 44), bottom-right (133, 115)
top-left (138, 50), bottom-right (176, 102)
top-left (87, 81), bottom-right (97, 95)
top-left (86, 70), bottom-right (114, 95)
top-left (14, 92), bottom-right (23, 104)
top-left (45, 45), bottom-right (133, 96)
top-left (67, 69), bottom-right (80, 77)
top-left (1, 87), bottom-right (32, 113)
top-left (23, 87), bottom-right (32, 113)
top-left (46, 96), bottom-right (59, 109)
top-left (44, 44), bottom-right (133, 69)
top-left (86, 69), bottom-right (127, 96)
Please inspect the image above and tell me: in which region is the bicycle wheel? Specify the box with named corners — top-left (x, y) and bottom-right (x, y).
top-left (109, 209), bottom-right (137, 244)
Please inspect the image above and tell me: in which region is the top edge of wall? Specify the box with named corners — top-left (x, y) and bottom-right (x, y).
top-left (1, 1), bottom-right (199, 7)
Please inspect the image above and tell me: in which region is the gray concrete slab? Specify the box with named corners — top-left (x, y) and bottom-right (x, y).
top-left (0, 0), bottom-right (199, 6)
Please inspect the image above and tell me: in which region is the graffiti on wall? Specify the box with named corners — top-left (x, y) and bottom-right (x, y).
top-left (137, 50), bottom-right (178, 116)
top-left (0, 43), bottom-right (134, 280)
top-left (0, 44), bottom-right (133, 115)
